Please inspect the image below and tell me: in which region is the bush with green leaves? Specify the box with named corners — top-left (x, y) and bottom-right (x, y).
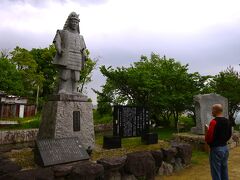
top-left (178, 115), bottom-right (194, 130)
top-left (93, 109), bottom-right (112, 125)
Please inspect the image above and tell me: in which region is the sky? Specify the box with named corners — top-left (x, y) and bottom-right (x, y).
top-left (1, 0), bottom-right (240, 104)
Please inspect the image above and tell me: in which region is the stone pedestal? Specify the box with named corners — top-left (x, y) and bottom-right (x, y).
top-left (191, 93), bottom-right (228, 135)
top-left (103, 136), bottom-right (121, 149)
top-left (141, 133), bottom-right (158, 145)
top-left (37, 94), bottom-right (95, 149)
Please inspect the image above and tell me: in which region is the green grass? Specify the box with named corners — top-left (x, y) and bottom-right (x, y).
top-left (95, 127), bottom-right (175, 147)
top-left (5, 148), bottom-right (37, 169)
top-left (95, 131), bottom-right (112, 145)
top-left (95, 126), bottom-right (175, 144)
top-left (0, 117), bottom-right (22, 121)
top-left (93, 131), bottom-right (169, 160)
top-left (152, 127), bottom-right (176, 141)
top-left (191, 150), bottom-right (209, 165)
top-left (0, 115), bottom-right (40, 130)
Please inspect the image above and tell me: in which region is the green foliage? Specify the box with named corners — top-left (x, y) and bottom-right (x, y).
top-left (151, 127), bottom-right (176, 140)
top-left (30, 45), bottom-right (57, 100)
top-left (10, 47), bottom-right (45, 99)
top-left (157, 114), bottom-right (174, 127)
top-left (96, 95), bottom-right (112, 116)
top-left (79, 49), bottom-right (97, 93)
top-left (0, 58), bottom-right (24, 96)
top-left (211, 66), bottom-right (240, 121)
top-left (0, 46), bottom-right (96, 111)
top-left (179, 115), bottom-right (195, 130)
top-left (93, 109), bottom-right (112, 124)
top-left (97, 53), bottom-right (207, 128)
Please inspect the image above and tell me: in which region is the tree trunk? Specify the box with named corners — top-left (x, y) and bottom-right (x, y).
top-left (173, 111), bottom-right (179, 130)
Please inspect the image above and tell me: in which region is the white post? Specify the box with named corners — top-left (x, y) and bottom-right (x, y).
top-left (35, 85), bottom-right (39, 115)
top-left (19, 105), bottom-right (24, 118)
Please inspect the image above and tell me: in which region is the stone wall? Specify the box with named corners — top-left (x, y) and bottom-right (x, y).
top-left (173, 131), bottom-right (240, 152)
top-left (94, 123), bottom-right (113, 133)
top-left (0, 143), bottom-right (192, 180)
top-left (0, 129), bottom-right (38, 145)
top-left (0, 123), bottom-right (112, 145)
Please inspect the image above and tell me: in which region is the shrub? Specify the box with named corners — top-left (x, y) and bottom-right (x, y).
top-left (93, 109), bottom-right (112, 125)
top-left (178, 116), bottom-right (194, 131)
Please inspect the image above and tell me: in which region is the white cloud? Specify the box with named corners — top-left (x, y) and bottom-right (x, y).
top-left (2, 0), bottom-right (240, 35)
top-left (1, 0), bottom-right (240, 103)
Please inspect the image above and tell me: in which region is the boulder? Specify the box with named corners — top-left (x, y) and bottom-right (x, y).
top-left (124, 151), bottom-right (155, 180)
top-left (69, 161), bottom-right (104, 180)
top-left (97, 156), bottom-right (126, 171)
top-left (151, 150), bottom-right (163, 168)
top-left (172, 143), bottom-right (192, 165)
top-left (158, 162), bottom-right (173, 176)
top-left (52, 164), bottom-right (73, 177)
top-left (121, 174), bottom-right (137, 180)
top-left (104, 171), bottom-right (121, 180)
top-left (0, 168), bottom-right (54, 180)
top-left (173, 158), bottom-right (183, 171)
top-left (161, 147), bottom-right (177, 164)
top-left (97, 156), bottom-right (127, 180)
top-left (0, 158), bottom-right (21, 176)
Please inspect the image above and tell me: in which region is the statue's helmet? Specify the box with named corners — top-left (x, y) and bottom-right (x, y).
top-left (69, 12), bottom-right (80, 22)
top-left (63, 12), bottom-right (80, 33)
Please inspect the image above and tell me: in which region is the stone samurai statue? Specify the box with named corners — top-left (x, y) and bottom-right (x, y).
top-left (53, 12), bottom-right (87, 94)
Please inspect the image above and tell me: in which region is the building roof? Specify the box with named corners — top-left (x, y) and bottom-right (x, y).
top-left (0, 90), bottom-right (6, 96)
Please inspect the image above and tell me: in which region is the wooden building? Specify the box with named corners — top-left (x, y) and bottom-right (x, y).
top-left (0, 91), bottom-right (35, 119)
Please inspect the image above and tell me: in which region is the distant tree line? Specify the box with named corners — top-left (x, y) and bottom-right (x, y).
top-left (0, 46), bottom-right (96, 108)
top-left (94, 53), bottom-right (240, 128)
top-left (1, 46), bottom-right (239, 127)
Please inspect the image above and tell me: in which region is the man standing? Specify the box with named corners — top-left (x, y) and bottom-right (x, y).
top-left (53, 12), bottom-right (87, 94)
top-left (205, 104), bottom-right (232, 180)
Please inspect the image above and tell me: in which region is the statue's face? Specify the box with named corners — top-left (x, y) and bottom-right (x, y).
top-left (69, 19), bottom-right (79, 31)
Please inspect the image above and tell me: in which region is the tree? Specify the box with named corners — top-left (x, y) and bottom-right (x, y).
top-left (93, 81), bottom-right (115, 116)
top-left (30, 45), bottom-right (57, 99)
top-left (0, 57), bottom-right (24, 96)
top-left (211, 66), bottom-right (240, 121)
top-left (0, 49), bottom-right (10, 59)
top-left (97, 53), bottom-right (204, 128)
top-left (78, 49), bottom-right (97, 93)
top-left (9, 46), bottom-right (45, 101)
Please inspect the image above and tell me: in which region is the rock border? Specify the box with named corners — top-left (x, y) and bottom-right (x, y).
top-left (0, 143), bottom-right (192, 180)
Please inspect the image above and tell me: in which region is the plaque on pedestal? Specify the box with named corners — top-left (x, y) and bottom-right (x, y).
top-left (35, 137), bottom-right (89, 166)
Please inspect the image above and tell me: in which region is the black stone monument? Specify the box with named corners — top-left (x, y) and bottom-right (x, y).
top-left (113, 106), bottom-right (149, 138)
